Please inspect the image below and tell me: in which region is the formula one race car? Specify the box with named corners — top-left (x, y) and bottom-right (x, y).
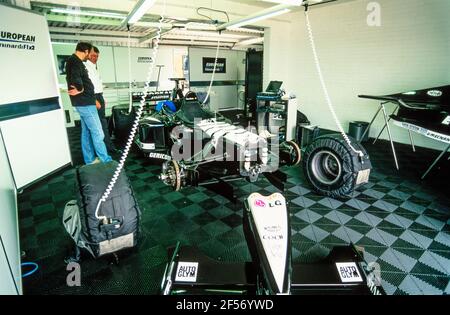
top-left (160, 192), bottom-right (385, 295)
top-left (136, 94), bottom-right (301, 199)
top-left (135, 90), bottom-right (372, 199)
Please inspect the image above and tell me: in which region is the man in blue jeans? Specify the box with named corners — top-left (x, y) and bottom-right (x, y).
top-left (65, 42), bottom-right (112, 164)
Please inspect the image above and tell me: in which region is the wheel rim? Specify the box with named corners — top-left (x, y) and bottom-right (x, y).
top-left (311, 150), bottom-right (342, 185)
top-left (285, 140), bottom-right (301, 166)
top-left (161, 160), bottom-right (181, 191)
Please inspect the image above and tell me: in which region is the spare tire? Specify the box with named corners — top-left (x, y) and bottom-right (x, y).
top-left (302, 134), bottom-right (371, 199)
top-left (112, 105), bottom-right (137, 142)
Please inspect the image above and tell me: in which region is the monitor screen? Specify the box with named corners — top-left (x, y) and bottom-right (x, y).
top-left (266, 81), bottom-right (283, 92)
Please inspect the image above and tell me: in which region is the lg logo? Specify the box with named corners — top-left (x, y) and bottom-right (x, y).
top-left (367, 2), bottom-right (381, 27)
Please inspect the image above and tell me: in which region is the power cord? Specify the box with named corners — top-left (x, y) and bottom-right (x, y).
top-left (304, 9), bottom-right (364, 158)
top-left (95, 0), bottom-right (167, 222)
top-left (195, 7), bottom-right (228, 107)
top-left (203, 37), bottom-right (221, 106)
top-left (127, 25), bottom-right (133, 114)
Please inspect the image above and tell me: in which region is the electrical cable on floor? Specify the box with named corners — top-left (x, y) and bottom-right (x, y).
top-left (21, 262), bottom-right (39, 278)
top-left (304, 9), bottom-right (364, 158)
top-left (94, 0), bottom-right (167, 222)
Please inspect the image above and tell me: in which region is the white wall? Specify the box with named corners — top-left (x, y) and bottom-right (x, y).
top-left (0, 4), bottom-right (72, 189)
top-left (0, 131), bottom-right (21, 295)
top-left (265, 0), bottom-right (450, 150)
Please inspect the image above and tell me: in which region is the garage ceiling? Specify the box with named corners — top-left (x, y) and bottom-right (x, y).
top-left (16, 0), bottom-right (352, 48)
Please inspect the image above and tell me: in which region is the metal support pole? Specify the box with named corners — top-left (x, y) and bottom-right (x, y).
top-left (421, 143), bottom-right (450, 180)
top-left (359, 102), bottom-right (384, 144)
top-left (373, 104), bottom-right (398, 145)
top-left (408, 130), bottom-right (416, 152)
top-left (381, 104), bottom-right (399, 170)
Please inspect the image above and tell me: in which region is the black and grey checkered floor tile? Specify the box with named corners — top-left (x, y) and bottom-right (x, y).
top-left (18, 126), bottom-right (450, 295)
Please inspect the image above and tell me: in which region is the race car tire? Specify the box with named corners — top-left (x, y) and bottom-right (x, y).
top-left (112, 105), bottom-right (137, 141)
top-left (302, 134), bottom-right (367, 199)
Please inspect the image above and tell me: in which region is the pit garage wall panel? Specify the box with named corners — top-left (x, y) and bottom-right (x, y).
top-left (0, 131), bottom-right (21, 295)
top-left (189, 47), bottom-right (246, 111)
top-left (0, 4), bottom-right (72, 189)
top-left (270, 0), bottom-right (450, 150)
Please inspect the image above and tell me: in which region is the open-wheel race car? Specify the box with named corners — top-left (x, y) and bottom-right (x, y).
top-left (135, 94), bottom-right (301, 199)
top-left (134, 90), bottom-right (372, 200)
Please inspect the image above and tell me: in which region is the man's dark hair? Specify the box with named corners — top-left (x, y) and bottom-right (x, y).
top-left (93, 46), bottom-right (100, 54)
top-left (76, 42), bottom-right (93, 52)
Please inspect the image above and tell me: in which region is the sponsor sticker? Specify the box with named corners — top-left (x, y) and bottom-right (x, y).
top-left (336, 262), bottom-right (363, 283)
top-left (427, 90), bottom-right (443, 97)
top-left (356, 169), bottom-right (371, 185)
top-left (148, 152), bottom-right (171, 160)
top-left (175, 262), bottom-right (198, 282)
top-left (254, 199), bottom-right (266, 208)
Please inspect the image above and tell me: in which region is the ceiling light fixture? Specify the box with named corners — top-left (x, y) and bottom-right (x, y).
top-left (216, 4), bottom-right (293, 31)
top-left (234, 37), bottom-right (264, 46)
top-left (134, 21), bottom-right (173, 29)
top-left (50, 8), bottom-right (126, 19)
top-left (123, 0), bottom-right (157, 25)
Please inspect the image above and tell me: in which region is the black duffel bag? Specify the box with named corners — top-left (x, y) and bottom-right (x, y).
top-left (63, 161), bottom-right (141, 259)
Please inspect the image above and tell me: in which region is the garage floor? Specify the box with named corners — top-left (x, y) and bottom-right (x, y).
top-left (18, 126), bottom-right (450, 295)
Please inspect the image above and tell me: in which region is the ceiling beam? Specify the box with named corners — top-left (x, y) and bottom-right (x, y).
top-left (161, 34), bottom-right (241, 43)
top-left (45, 13), bottom-right (123, 27)
top-left (138, 28), bottom-right (173, 44)
top-left (159, 39), bottom-right (234, 48)
top-left (50, 34), bottom-right (150, 47)
top-left (49, 27), bottom-right (144, 37)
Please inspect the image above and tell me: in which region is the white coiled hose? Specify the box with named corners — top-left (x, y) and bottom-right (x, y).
top-left (95, 0), bottom-right (167, 222)
top-left (305, 10), bottom-right (364, 158)
top-left (127, 29), bottom-right (133, 114)
top-left (202, 36), bottom-right (221, 105)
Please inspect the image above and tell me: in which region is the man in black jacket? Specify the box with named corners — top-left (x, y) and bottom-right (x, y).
top-left (66, 42), bottom-right (112, 164)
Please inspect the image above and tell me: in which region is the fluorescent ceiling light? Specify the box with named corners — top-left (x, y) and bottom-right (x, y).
top-left (216, 4), bottom-right (293, 31)
top-left (134, 21), bottom-right (173, 29)
top-left (234, 37), bottom-right (264, 47)
top-left (262, 0), bottom-right (303, 5)
top-left (226, 8), bottom-right (291, 30)
top-left (50, 8), bottom-right (126, 19)
top-left (126, 0), bottom-right (157, 25)
top-left (170, 29), bottom-right (249, 39)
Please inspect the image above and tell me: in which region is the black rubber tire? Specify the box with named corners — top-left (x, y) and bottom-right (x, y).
top-left (302, 135), bottom-right (359, 199)
top-left (112, 106), bottom-right (137, 141)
